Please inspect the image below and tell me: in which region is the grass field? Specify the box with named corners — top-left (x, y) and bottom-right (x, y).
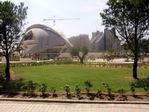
top-left (12, 64), bottom-right (149, 92)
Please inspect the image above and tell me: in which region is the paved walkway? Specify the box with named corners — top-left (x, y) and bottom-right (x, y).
top-left (0, 101), bottom-right (149, 112)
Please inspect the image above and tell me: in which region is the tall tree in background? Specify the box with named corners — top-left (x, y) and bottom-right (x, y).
top-left (0, 1), bottom-right (28, 81)
top-left (100, 0), bottom-right (149, 79)
top-left (70, 46), bottom-right (88, 64)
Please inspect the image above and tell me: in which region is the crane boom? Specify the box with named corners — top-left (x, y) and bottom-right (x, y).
top-left (43, 16), bottom-right (80, 26)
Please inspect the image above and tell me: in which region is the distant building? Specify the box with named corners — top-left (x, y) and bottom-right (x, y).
top-left (21, 24), bottom-right (72, 59)
top-left (68, 34), bottom-right (90, 48)
top-left (90, 29), bottom-right (121, 53)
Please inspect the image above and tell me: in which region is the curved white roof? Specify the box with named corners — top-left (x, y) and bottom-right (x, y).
top-left (22, 24), bottom-right (72, 54)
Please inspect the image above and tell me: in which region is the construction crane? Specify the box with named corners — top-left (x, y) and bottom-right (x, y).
top-left (43, 16), bottom-right (80, 26)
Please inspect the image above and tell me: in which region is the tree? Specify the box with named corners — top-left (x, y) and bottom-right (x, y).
top-left (0, 1), bottom-right (28, 81)
top-left (70, 46), bottom-right (88, 64)
top-left (100, 0), bottom-right (149, 79)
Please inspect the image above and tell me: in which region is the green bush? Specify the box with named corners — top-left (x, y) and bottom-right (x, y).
top-left (0, 79), bottom-right (24, 94)
top-left (130, 83), bottom-right (136, 96)
top-left (0, 64), bottom-right (6, 81)
top-left (64, 85), bottom-right (71, 98)
top-left (75, 85), bottom-right (81, 99)
top-left (84, 80), bottom-right (93, 96)
top-left (144, 87), bottom-right (149, 95)
top-left (22, 80), bottom-right (38, 96)
top-left (96, 89), bottom-right (102, 98)
top-left (39, 83), bottom-right (47, 96)
top-left (130, 78), bottom-right (149, 95)
top-left (102, 83), bottom-right (114, 100)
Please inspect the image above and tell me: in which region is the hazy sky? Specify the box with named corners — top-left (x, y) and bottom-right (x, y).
top-left (4, 0), bottom-right (108, 38)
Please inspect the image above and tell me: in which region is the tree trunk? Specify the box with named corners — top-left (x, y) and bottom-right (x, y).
top-left (5, 54), bottom-right (10, 81)
top-left (133, 52), bottom-right (138, 79)
top-left (132, 21), bottom-right (139, 80)
top-left (79, 57), bottom-right (84, 64)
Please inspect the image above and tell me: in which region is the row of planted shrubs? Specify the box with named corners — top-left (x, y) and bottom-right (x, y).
top-left (11, 62), bottom-right (148, 68)
top-left (1, 60), bottom-right (148, 68)
top-left (85, 62), bottom-right (149, 68)
top-left (0, 79), bottom-right (148, 100)
top-left (9, 60), bottom-right (79, 67)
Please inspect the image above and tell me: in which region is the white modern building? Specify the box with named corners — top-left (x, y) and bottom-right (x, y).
top-left (21, 24), bottom-right (72, 59)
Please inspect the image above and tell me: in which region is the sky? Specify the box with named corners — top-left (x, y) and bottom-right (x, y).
top-left (4, 0), bottom-right (108, 38)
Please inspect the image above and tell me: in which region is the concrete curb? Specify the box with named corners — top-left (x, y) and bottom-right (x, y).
top-left (0, 98), bottom-right (149, 104)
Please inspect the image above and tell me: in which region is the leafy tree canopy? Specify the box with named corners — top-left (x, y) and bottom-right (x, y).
top-left (0, 1), bottom-right (28, 81)
top-left (100, 0), bottom-right (149, 79)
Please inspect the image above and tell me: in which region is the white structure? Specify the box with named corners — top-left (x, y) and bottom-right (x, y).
top-left (21, 24), bottom-right (72, 59)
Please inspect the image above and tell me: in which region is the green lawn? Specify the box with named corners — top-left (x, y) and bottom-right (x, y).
top-left (12, 64), bottom-right (149, 92)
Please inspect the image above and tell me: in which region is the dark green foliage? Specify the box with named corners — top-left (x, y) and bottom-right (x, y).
top-left (75, 85), bottom-right (81, 99)
top-left (22, 80), bottom-right (38, 96)
top-left (102, 83), bottom-right (114, 100)
top-left (64, 85), bottom-right (71, 98)
top-left (100, 0), bottom-right (149, 79)
top-left (144, 87), bottom-right (149, 95)
top-left (130, 83), bottom-right (136, 96)
top-left (0, 78), bottom-right (24, 95)
top-left (0, 64), bottom-right (6, 81)
top-left (84, 80), bottom-right (93, 96)
top-left (0, 1), bottom-right (28, 81)
top-left (130, 78), bottom-right (149, 95)
top-left (96, 89), bottom-right (102, 98)
top-left (131, 78), bottom-right (149, 88)
top-left (39, 83), bottom-right (47, 97)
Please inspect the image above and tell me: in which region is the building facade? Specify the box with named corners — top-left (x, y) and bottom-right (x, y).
top-left (90, 29), bottom-right (121, 53)
top-left (21, 24), bottom-right (72, 59)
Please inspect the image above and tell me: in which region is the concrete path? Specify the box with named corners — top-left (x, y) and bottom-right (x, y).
top-left (0, 101), bottom-right (149, 112)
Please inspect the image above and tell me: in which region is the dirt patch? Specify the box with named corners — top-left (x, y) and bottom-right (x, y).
top-left (0, 93), bottom-right (149, 101)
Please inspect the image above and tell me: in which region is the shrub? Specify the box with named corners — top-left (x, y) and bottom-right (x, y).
top-left (23, 80), bottom-right (38, 96)
top-left (0, 79), bottom-right (25, 95)
top-left (144, 87), bottom-right (149, 95)
top-left (117, 89), bottom-right (127, 101)
top-left (39, 83), bottom-right (47, 97)
top-left (51, 87), bottom-right (57, 97)
top-left (102, 83), bottom-right (114, 100)
top-left (64, 85), bottom-right (71, 98)
top-left (75, 85), bottom-right (81, 99)
top-left (84, 80), bottom-right (92, 96)
top-left (0, 64), bottom-right (6, 81)
top-left (130, 84), bottom-right (136, 96)
top-left (96, 89), bottom-right (102, 98)
top-left (130, 78), bottom-right (149, 95)
top-left (117, 89), bottom-right (125, 97)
